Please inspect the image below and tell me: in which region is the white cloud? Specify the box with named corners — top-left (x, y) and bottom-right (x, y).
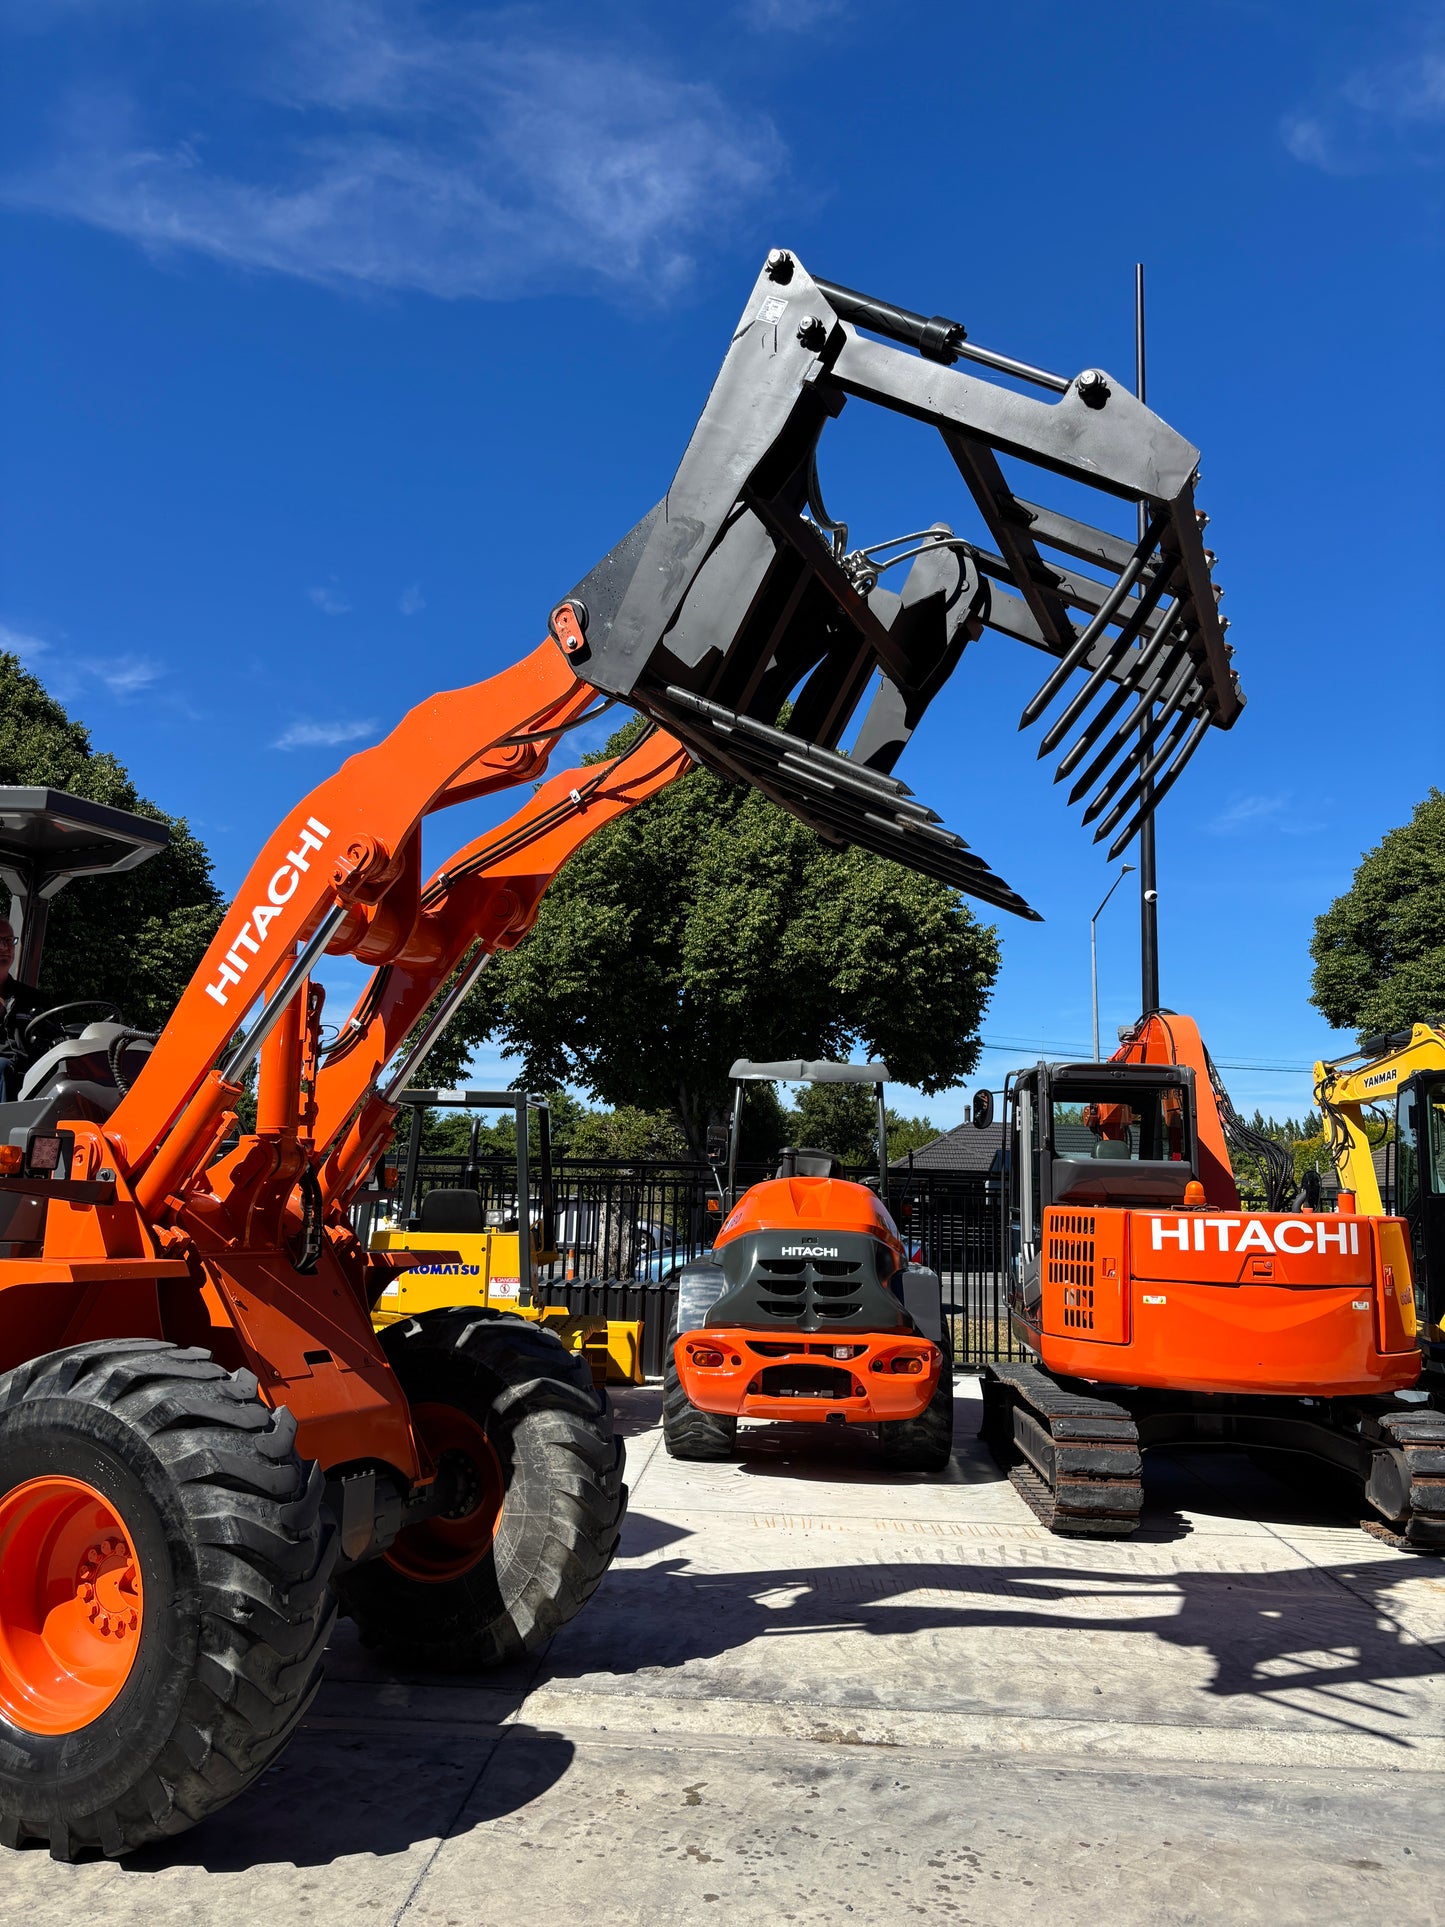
top-left (3, 622), bottom-right (164, 701)
top-left (398, 581), bottom-right (424, 615)
top-left (1211, 793), bottom-right (1288, 832)
top-left (3, 3), bottom-right (784, 300)
top-left (1283, 29), bottom-right (1445, 173)
top-left (0, 620), bottom-right (49, 667)
top-left (739, 0), bottom-right (849, 31)
top-left (308, 581), bottom-right (351, 615)
top-left (273, 717), bottom-right (376, 750)
top-left (1209, 792), bottom-right (1326, 838)
top-left (83, 653), bottom-right (162, 697)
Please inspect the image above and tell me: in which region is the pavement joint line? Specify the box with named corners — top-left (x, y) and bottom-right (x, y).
top-left (386, 1621), bottom-right (562, 1924)
top-left (297, 1710), bottom-right (1445, 1780)
top-left (303, 1693), bottom-right (1445, 1773)
top-left (506, 1725), bottom-right (1445, 1787)
top-left (385, 1730), bottom-right (502, 1927)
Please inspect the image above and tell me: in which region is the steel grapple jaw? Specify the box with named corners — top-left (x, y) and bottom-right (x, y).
top-left (562, 250), bottom-right (1241, 920)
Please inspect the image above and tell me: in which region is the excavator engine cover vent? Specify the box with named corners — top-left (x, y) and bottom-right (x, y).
top-left (1048, 1211), bottom-right (1098, 1327)
top-left (1042, 1207), bottom-right (1128, 1345)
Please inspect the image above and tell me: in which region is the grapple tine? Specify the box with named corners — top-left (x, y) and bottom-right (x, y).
top-left (564, 250), bottom-right (1241, 915)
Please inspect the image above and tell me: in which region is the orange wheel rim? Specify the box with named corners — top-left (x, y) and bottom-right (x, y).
top-left (385, 1402), bottom-right (505, 1584)
top-left (0, 1476), bottom-right (144, 1736)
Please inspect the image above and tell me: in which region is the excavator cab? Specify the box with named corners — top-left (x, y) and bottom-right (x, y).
top-left (1393, 1072), bottom-right (1445, 1352)
top-left (1316, 1027), bottom-right (1445, 1375)
top-left (1004, 1059), bottom-right (1199, 1332)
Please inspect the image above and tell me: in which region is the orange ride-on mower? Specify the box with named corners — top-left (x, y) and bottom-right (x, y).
top-left (664, 1060), bottom-right (954, 1471)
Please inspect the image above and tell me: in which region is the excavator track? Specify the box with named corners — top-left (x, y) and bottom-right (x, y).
top-left (1360, 1407), bottom-right (1445, 1552)
top-left (981, 1362), bottom-right (1143, 1538)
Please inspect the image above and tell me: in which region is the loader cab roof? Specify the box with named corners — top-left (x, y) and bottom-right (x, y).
top-left (0, 786), bottom-right (170, 984)
top-left (0, 788), bottom-right (169, 872)
top-left (729, 1059), bottom-right (890, 1085)
top-left (723, 1060), bottom-right (892, 1203)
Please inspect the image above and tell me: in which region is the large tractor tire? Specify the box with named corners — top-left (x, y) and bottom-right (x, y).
top-left (0, 1340), bottom-right (335, 1862)
top-left (879, 1324), bottom-right (956, 1473)
top-left (338, 1309), bottom-right (625, 1670)
top-left (662, 1321), bottom-right (738, 1462)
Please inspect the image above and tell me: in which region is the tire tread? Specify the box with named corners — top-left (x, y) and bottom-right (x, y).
top-left (0, 1339), bottom-right (335, 1861)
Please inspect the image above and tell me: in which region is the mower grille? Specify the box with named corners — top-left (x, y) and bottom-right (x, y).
top-left (712, 1229), bottom-right (907, 1334)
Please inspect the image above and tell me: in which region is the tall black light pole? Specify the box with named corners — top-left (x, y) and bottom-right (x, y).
top-left (1135, 263), bottom-right (1160, 1014)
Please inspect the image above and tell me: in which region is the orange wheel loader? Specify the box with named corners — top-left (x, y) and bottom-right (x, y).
top-left (0, 249), bottom-right (1243, 1857)
top-left (979, 1012), bottom-right (1444, 1544)
top-left (664, 1061), bottom-right (953, 1471)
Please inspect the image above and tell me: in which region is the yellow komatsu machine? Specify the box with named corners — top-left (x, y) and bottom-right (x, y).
top-left (1317, 1024), bottom-right (1445, 1386)
top-left (366, 1087), bottom-right (644, 1384)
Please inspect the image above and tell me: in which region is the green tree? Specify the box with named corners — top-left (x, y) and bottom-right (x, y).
top-left (447, 720), bottom-right (1000, 1158)
top-left (566, 1105), bottom-right (687, 1162)
top-left (886, 1111), bottom-right (940, 1161)
top-left (0, 652), bottom-right (223, 1027)
top-left (1311, 790), bottom-right (1445, 1037)
top-left (782, 1083), bottom-right (938, 1169)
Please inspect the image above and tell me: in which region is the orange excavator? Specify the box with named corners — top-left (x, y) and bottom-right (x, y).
top-left (980, 1012), bottom-right (1443, 1543)
top-left (0, 249), bottom-right (1240, 1858)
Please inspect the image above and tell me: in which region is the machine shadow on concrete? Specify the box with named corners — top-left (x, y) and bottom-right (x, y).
top-left (573, 1525), bottom-right (1444, 1738)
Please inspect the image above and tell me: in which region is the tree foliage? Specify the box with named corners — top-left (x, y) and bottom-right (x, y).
top-left (1311, 791), bottom-right (1445, 1037)
top-left (787, 1083), bottom-right (937, 1168)
top-left (0, 652), bottom-right (223, 1027)
top-left (416, 1092), bottom-right (687, 1163)
top-left (415, 1083), bottom-right (937, 1172)
top-left (445, 721), bottom-right (1000, 1156)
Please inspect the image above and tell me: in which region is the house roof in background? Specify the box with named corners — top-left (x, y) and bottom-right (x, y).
top-left (892, 1121), bottom-right (1003, 1175)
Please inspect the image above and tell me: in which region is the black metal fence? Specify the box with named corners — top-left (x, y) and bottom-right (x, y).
top-left (367, 1153), bottom-right (1019, 1370)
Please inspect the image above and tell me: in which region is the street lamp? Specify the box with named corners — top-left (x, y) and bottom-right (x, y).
top-left (1091, 865), bottom-right (1135, 1061)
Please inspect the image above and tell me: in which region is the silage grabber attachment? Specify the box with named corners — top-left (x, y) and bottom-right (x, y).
top-left (558, 249), bottom-right (1241, 916)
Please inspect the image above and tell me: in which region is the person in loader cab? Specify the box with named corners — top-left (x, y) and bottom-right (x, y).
top-left (0, 918), bottom-right (44, 1102)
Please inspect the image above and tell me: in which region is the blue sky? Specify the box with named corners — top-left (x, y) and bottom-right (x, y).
top-left (2, 0), bottom-right (1441, 1128)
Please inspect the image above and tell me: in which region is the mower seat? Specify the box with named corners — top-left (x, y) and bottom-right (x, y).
top-left (418, 1188), bottom-right (486, 1234)
top-left (776, 1145), bottom-right (841, 1179)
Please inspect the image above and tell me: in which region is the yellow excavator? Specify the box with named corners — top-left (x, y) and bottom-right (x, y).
top-left (1316, 1024), bottom-right (1445, 1383)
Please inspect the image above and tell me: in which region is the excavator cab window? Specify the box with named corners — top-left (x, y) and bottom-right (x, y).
top-left (1395, 1077), bottom-right (1445, 1341)
top-left (1008, 1073), bottom-right (1043, 1255)
top-left (1057, 1087), bottom-right (1189, 1164)
top-left (1398, 1091), bottom-right (1420, 1218)
top-left (1395, 1081), bottom-right (1445, 1205)
top-left (1036, 1064), bottom-right (1199, 1207)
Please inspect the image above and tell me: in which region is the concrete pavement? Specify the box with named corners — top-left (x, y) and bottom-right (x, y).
top-left (10, 1376), bottom-right (1445, 1922)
